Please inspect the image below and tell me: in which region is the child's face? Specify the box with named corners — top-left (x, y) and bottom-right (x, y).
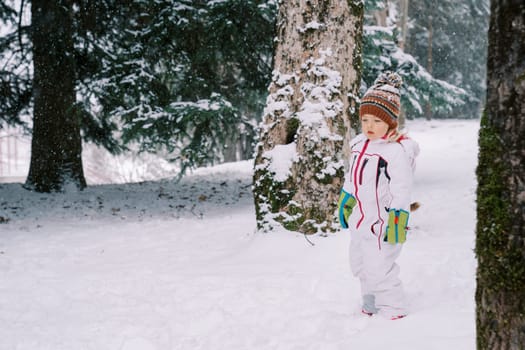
top-left (361, 114), bottom-right (390, 141)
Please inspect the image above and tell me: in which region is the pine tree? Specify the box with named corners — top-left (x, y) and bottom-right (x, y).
top-left (253, 0), bottom-right (363, 234)
top-left (0, 0), bottom-right (121, 144)
top-left (0, 1), bottom-right (32, 129)
top-left (476, 1), bottom-right (525, 348)
top-left (1, 0), bottom-right (121, 191)
top-left (87, 0), bottom-right (277, 174)
top-left (404, 0), bottom-right (489, 119)
top-left (363, 0), bottom-right (474, 120)
top-left (1, 1), bottom-right (277, 179)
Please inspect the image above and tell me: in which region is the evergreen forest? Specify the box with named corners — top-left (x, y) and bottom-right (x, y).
top-left (0, 0), bottom-right (489, 178)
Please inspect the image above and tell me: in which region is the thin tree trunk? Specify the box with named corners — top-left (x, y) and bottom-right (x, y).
top-left (476, 1), bottom-right (525, 349)
top-left (25, 0), bottom-right (86, 192)
top-left (425, 15), bottom-right (433, 121)
top-left (253, 0), bottom-right (363, 233)
top-left (373, 4), bottom-right (388, 27)
top-left (399, 0), bottom-right (409, 50)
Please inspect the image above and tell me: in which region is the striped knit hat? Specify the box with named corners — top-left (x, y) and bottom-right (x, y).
top-left (359, 71), bottom-right (402, 129)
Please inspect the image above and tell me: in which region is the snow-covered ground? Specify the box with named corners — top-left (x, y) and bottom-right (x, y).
top-left (0, 119), bottom-right (479, 350)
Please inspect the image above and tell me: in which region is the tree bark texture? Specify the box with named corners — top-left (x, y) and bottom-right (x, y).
top-left (253, 0), bottom-right (363, 233)
top-left (476, 1), bottom-right (525, 349)
top-left (26, 0), bottom-right (86, 192)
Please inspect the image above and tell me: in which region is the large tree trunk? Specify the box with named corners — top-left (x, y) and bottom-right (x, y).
top-left (253, 0), bottom-right (363, 234)
top-left (25, 0), bottom-right (86, 192)
top-left (476, 1), bottom-right (525, 349)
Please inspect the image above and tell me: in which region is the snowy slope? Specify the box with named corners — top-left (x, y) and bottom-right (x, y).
top-left (0, 119), bottom-right (479, 350)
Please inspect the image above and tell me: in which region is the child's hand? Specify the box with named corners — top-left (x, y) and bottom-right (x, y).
top-left (338, 190), bottom-right (357, 229)
top-left (384, 209), bottom-right (409, 244)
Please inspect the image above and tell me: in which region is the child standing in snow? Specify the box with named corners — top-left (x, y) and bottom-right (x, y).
top-left (338, 71), bottom-right (419, 320)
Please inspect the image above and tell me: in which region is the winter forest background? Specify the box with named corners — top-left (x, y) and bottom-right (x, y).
top-left (2, 0), bottom-right (524, 349)
top-left (0, 0), bottom-right (489, 183)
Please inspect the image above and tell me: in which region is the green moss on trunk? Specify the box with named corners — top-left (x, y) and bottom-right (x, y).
top-left (476, 110), bottom-right (525, 349)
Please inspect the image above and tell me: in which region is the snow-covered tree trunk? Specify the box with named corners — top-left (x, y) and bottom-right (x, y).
top-left (253, 0), bottom-right (363, 234)
top-left (476, 0), bottom-right (525, 348)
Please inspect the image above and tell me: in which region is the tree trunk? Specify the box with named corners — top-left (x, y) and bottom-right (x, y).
top-left (398, 0), bottom-right (409, 50)
top-left (425, 15), bottom-right (433, 121)
top-left (253, 0), bottom-right (363, 234)
top-left (373, 1), bottom-right (388, 27)
top-left (476, 1), bottom-right (525, 349)
top-left (25, 0), bottom-right (86, 192)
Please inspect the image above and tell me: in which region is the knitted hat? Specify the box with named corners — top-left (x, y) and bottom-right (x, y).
top-left (359, 71), bottom-right (402, 129)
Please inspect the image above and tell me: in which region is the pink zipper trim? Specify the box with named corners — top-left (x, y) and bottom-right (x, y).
top-left (353, 140), bottom-right (369, 229)
top-left (374, 172), bottom-right (384, 250)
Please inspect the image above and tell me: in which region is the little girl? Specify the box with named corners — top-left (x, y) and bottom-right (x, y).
top-left (338, 71), bottom-right (419, 320)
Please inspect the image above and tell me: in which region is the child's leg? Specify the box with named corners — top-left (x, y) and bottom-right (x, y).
top-left (350, 234), bottom-right (379, 314)
top-left (362, 293), bottom-right (379, 314)
top-left (361, 240), bottom-right (406, 317)
top-left (349, 234), bottom-right (364, 277)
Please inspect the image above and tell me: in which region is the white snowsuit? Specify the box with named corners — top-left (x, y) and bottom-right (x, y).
top-left (341, 133), bottom-right (419, 317)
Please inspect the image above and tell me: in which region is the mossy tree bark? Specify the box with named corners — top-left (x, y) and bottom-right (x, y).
top-left (476, 1), bottom-right (525, 349)
top-left (25, 0), bottom-right (86, 192)
top-left (253, 0), bottom-right (363, 234)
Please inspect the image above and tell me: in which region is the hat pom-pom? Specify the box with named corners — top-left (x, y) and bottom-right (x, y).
top-left (374, 71), bottom-right (402, 89)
